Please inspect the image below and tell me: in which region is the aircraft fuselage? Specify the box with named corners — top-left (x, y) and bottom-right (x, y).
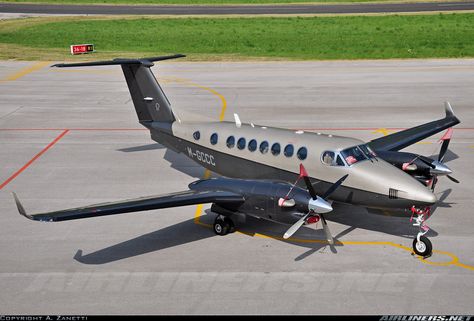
top-left (148, 120), bottom-right (437, 215)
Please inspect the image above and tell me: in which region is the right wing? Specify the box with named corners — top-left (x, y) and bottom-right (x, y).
top-left (368, 102), bottom-right (460, 152)
top-left (13, 190), bottom-right (244, 222)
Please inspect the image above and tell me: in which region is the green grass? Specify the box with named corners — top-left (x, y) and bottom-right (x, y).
top-left (0, 0), bottom-right (432, 5)
top-left (0, 14), bottom-right (472, 60)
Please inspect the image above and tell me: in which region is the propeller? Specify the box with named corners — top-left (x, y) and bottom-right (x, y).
top-left (283, 164), bottom-right (348, 244)
top-left (429, 127), bottom-right (459, 190)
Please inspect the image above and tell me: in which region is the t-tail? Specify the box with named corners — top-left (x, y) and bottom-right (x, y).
top-left (52, 54), bottom-right (185, 128)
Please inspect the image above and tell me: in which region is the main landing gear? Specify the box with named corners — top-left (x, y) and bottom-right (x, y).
top-left (213, 215), bottom-right (235, 236)
top-left (410, 206), bottom-right (432, 258)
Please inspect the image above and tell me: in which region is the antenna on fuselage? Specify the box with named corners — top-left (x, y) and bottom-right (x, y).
top-left (234, 113), bottom-right (242, 128)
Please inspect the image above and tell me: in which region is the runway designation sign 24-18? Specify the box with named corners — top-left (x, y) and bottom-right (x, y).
top-left (70, 44), bottom-right (94, 55)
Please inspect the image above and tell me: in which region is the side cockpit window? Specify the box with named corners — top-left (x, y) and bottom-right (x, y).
top-left (321, 151), bottom-right (335, 165)
top-left (321, 151), bottom-right (346, 167)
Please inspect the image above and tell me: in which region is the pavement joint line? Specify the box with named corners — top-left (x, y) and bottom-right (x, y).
top-left (0, 129), bottom-right (69, 191)
top-left (175, 76), bottom-right (474, 272)
top-left (0, 61), bottom-right (50, 83)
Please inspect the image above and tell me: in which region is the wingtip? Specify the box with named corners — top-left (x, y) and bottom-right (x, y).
top-left (12, 192), bottom-right (33, 220)
top-left (444, 101), bottom-right (454, 117)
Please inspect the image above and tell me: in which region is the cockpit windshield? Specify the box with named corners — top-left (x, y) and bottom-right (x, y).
top-left (359, 144), bottom-right (377, 159)
top-left (341, 144), bottom-right (376, 165)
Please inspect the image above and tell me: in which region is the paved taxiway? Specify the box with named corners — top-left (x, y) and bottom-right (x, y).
top-left (0, 59), bottom-right (473, 314)
top-left (1, 1), bottom-right (474, 15)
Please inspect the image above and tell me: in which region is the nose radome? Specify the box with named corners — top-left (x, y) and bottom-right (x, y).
top-left (411, 187), bottom-right (437, 206)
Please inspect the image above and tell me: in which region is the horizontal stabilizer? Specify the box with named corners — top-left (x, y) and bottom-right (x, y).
top-left (52, 54), bottom-right (185, 68)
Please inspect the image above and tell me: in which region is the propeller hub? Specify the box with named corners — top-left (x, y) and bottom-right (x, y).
top-left (430, 160), bottom-right (453, 175)
top-left (308, 197), bottom-right (333, 213)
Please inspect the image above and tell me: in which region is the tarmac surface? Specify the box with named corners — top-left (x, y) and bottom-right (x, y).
top-left (1, 1), bottom-right (474, 15)
top-left (0, 59), bottom-right (473, 314)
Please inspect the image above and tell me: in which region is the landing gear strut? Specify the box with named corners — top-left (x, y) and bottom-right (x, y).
top-left (213, 215), bottom-right (234, 236)
top-left (410, 206), bottom-right (432, 258)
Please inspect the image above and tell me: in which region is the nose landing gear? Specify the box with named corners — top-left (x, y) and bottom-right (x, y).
top-left (410, 206), bottom-right (432, 258)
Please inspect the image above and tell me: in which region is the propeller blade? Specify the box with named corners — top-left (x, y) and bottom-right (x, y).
top-left (283, 213), bottom-right (309, 239)
top-left (447, 175), bottom-right (460, 183)
top-left (438, 140), bottom-right (450, 163)
top-left (418, 157), bottom-right (436, 169)
top-left (320, 214), bottom-right (334, 245)
top-left (438, 128), bottom-right (453, 162)
top-left (303, 176), bottom-right (318, 200)
top-left (299, 164), bottom-right (318, 200)
top-left (322, 174), bottom-right (349, 200)
top-left (431, 176), bottom-right (439, 192)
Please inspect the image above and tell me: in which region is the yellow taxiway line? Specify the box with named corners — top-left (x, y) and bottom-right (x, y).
top-left (0, 61), bottom-right (50, 82)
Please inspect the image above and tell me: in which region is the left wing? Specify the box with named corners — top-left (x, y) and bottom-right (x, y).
top-left (13, 190), bottom-right (244, 222)
top-left (368, 102), bottom-right (460, 152)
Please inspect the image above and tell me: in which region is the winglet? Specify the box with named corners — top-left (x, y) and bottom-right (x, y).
top-left (445, 101), bottom-right (455, 118)
top-left (12, 192), bottom-right (34, 220)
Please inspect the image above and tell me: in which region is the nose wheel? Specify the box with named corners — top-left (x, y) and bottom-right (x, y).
top-left (413, 235), bottom-right (432, 257)
top-left (410, 206), bottom-right (433, 258)
top-left (213, 215), bottom-right (234, 236)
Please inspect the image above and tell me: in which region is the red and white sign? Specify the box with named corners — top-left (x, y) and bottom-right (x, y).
top-left (70, 44), bottom-right (95, 55)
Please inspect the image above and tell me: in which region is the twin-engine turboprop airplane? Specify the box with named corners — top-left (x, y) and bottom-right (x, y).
top-left (13, 54), bottom-right (461, 258)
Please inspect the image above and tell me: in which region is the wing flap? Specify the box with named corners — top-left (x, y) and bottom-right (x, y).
top-left (14, 190), bottom-right (244, 222)
top-left (368, 102), bottom-right (460, 152)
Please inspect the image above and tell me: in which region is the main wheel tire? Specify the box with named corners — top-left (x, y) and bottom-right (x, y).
top-left (224, 217), bottom-right (235, 233)
top-left (213, 218), bottom-right (230, 236)
top-left (413, 235), bottom-right (432, 257)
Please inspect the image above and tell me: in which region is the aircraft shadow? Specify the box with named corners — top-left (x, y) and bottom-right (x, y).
top-left (117, 143), bottom-right (165, 153)
top-left (117, 143), bottom-right (205, 179)
top-left (74, 218), bottom-right (215, 265)
top-left (163, 149), bottom-right (207, 179)
top-left (73, 172), bottom-right (450, 264)
top-left (74, 194), bottom-right (448, 265)
top-left (328, 203), bottom-right (438, 239)
top-left (429, 149), bottom-right (459, 163)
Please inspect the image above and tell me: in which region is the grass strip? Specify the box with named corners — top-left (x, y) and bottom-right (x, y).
top-left (0, 13), bottom-right (472, 61)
